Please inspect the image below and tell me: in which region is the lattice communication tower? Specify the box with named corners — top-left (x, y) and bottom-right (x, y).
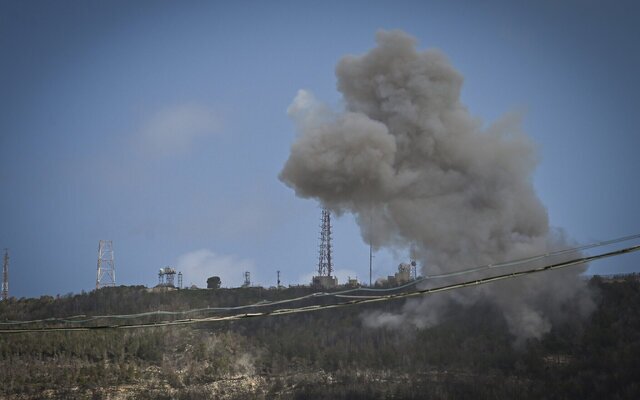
top-left (317, 208), bottom-right (333, 277)
top-left (2, 249), bottom-right (8, 301)
top-left (158, 267), bottom-right (176, 287)
top-left (243, 271), bottom-right (251, 287)
top-left (96, 240), bottom-right (116, 289)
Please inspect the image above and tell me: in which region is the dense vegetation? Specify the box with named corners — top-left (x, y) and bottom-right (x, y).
top-left (1, 276), bottom-right (639, 399)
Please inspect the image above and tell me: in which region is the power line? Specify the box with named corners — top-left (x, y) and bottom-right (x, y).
top-left (2, 232), bottom-right (640, 327)
top-left (1, 243), bottom-right (638, 334)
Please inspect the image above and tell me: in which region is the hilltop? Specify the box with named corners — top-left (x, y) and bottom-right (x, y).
top-left (1, 276), bottom-right (640, 399)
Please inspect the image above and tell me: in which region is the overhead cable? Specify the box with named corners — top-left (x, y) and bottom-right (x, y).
top-left (0, 243), bottom-right (638, 334)
top-left (4, 232), bottom-right (639, 326)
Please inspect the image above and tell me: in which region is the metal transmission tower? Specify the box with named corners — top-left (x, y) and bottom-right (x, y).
top-left (2, 249), bottom-right (8, 301)
top-left (96, 240), bottom-right (116, 289)
top-left (318, 208), bottom-right (333, 277)
top-left (312, 208), bottom-right (338, 289)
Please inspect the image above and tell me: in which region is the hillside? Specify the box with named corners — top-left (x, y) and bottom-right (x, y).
top-left (1, 276), bottom-right (640, 399)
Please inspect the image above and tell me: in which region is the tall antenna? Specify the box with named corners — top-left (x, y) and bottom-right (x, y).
top-left (96, 240), bottom-right (116, 289)
top-left (2, 249), bottom-right (8, 301)
top-left (317, 208), bottom-right (333, 277)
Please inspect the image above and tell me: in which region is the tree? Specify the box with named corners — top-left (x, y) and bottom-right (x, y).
top-left (207, 276), bottom-right (221, 289)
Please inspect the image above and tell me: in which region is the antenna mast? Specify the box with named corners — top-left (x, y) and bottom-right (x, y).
top-left (96, 240), bottom-right (116, 289)
top-left (318, 208), bottom-right (333, 277)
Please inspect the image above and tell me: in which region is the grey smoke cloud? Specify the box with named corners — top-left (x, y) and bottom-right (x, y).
top-left (280, 30), bottom-right (593, 342)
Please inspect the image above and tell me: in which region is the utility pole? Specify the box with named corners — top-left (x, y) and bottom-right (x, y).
top-left (277, 270), bottom-right (281, 288)
top-left (2, 249), bottom-right (8, 301)
top-left (369, 242), bottom-right (372, 287)
top-left (369, 212), bottom-right (374, 287)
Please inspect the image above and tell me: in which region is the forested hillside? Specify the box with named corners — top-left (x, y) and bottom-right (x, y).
top-left (1, 276), bottom-right (639, 399)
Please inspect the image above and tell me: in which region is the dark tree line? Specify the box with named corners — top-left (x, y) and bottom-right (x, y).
top-left (1, 276), bottom-right (639, 399)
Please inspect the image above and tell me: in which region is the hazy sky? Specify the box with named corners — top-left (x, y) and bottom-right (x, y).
top-left (1, 0), bottom-right (639, 298)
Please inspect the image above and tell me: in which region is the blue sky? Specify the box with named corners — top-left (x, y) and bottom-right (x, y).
top-left (1, 0), bottom-right (639, 298)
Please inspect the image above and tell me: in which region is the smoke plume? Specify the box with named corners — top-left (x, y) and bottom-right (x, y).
top-left (279, 30), bottom-right (594, 342)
